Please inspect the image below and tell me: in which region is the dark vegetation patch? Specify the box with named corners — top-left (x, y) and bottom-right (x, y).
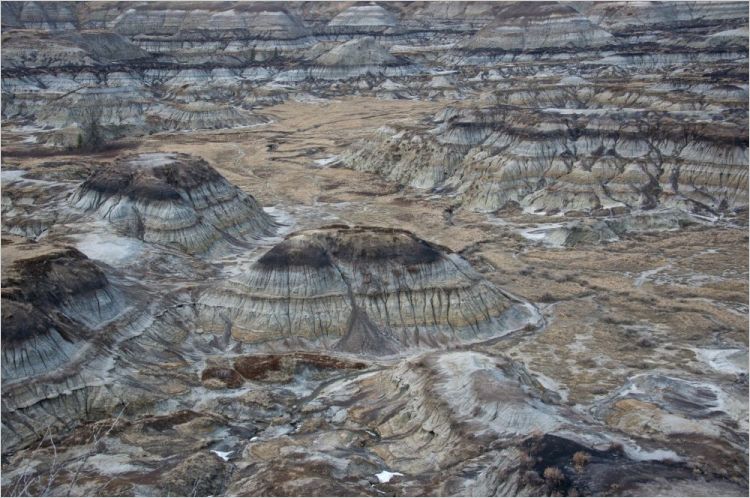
top-left (521, 434), bottom-right (693, 496)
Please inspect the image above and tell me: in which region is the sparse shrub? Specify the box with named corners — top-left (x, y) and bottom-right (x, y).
top-left (523, 470), bottom-right (543, 485)
top-left (572, 451), bottom-right (591, 471)
top-left (539, 292), bottom-right (556, 303)
top-left (607, 441), bottom-right (624, 454)
top-left (72, 105), bottom-right (106, 151)
top-left (543, 466), bottom-right (564, 486)
top-left (637, 337), bottom-right (655, 348)
top-left (579, 358), bottom-right (597, 369)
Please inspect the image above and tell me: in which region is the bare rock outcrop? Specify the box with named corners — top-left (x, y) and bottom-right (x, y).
top-left (1, 237), bottom-right (120, 381)
top-left (326, 4), bottom-right (399, 34)
top-left (151, 102), bottom-right (268, 131)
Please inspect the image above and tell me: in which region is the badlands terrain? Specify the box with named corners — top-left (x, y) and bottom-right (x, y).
top-left (1, 1), bottom-right (748, 496)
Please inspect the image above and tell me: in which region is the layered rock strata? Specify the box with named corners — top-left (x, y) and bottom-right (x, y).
top-left (199, 225), bottom-right (536, 353)
top-left (275, 36), bottom-right (417, 82)
top-left (1, 237), bottom-right (121, 381)
top-left (151, 102), bottom-right (269, 131)
top-left (464, 2), bottom-right (615, 51)
top-left (326, 4), bottom-right (400, 35)
top-left (70, 152), bottom-right (276, 254)
top-left (344, 104), bottom-right (748, 214)
top-left (5, 1), bottom-right (745, 146)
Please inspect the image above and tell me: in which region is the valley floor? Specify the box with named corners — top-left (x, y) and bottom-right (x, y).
top-left (2, 97), bottom-right (748, 496)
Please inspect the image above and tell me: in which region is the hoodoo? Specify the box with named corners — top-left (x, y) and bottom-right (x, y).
top-left (1, 2), bottom-right (748, 495)
top-left (199, 225), bottom-right (536, 353)
top-left (70, 152), bottom-right (276, 254)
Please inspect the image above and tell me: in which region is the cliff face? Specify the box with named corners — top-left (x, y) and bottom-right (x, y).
top-left (4, 1), bottom-right (745, 200)
top-left (0, 236), bottom-right (156, 451)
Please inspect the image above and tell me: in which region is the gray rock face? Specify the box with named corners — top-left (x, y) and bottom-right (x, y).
top-left (199, 226), bottom-right (536, 352)
top-left (70, 153), bottom-right (276, 254)
top-left (306, 36), bottom-right (414, 80)
top-left (0, 236), bottom-right (153, 452)
top-left (151, 102), bottom-right (269, 131)
top-left (1, 29), bottom-right (151, 68)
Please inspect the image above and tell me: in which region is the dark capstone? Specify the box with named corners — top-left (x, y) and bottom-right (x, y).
top-left (3, 247), bottom-right (109, 308)
top-left (1, 245), bottom-right (108, 346)
top-left (81, 153), bottom-right (224, 202)
top-left (257, 242), bottom-right (333, 269)
top-left (328, 227), bottom-right (443, 265)
top-left (257, 226), bottom-right (448, 270)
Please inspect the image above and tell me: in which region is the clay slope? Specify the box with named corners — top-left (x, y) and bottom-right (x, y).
top-left (70, 152), bottom-right (276, 254)
top-left (198, 225), bottom-right (537, 353)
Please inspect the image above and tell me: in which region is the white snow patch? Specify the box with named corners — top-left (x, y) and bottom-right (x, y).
top-left (694, 348), bottom-right (748, 375)
top-left (623, 445), bottom-right (683, 462)
top-left (375, 471), bottom-right (404, 483)
top-left (210, 450), bottom-right (233, 461)
top-left (313, 155), bottom-right (340, 167)
top-left (73, 233), bottom-right (146, 266)
top-left (518, 223), bottom-right (566, 244)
